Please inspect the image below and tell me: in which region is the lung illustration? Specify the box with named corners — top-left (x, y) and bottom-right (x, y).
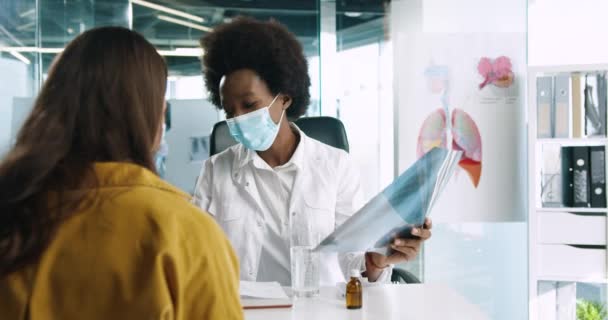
top-left (417, 108), bottom-right (482, 188)
top-left (420, 64), bottom-right (483, 188)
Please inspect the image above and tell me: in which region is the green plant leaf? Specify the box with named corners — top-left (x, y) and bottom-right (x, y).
top-left (577, 299), bottom-right (608, 320)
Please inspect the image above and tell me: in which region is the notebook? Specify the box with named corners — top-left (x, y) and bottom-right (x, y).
top-left (240, 281), bottom-right (293, 310)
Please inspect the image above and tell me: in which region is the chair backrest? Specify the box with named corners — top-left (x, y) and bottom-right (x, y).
top-left (209, 116), bottom-right (349, 156)
top-left (209, 120), bottom-right (236, 157)
top-left (391, 268), bottom-right (421, 284)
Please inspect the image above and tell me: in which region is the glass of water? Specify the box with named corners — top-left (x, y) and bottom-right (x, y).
top-left (290, 245), bottom-right (320, 298)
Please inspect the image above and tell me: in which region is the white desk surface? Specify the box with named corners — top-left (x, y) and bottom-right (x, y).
top-left (244, 283), bottom-right (489, 320)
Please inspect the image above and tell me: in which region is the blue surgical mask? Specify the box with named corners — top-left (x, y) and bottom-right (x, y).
top-left (226, 95), bottom-right (284, 151)
top-left (155, 123), bottom-right (168, 177)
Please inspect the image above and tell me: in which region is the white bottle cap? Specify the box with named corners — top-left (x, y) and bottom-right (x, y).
top-left (350, 269), bottom-right (361, 278)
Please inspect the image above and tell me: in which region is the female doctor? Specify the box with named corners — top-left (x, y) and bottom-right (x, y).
top-left (193, 17), bottom-right (432, 285)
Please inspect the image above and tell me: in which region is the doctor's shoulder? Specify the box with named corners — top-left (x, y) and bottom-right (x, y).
top-left (192, 144), bottom-right (241, 203)
top-left (202, 144), bottom-right (242, 173)
top-left (303, 136), bottom-right (351, 172)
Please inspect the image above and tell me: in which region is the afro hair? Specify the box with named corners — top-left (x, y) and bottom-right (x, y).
top-left (200, 17), bottom-right (311, 119)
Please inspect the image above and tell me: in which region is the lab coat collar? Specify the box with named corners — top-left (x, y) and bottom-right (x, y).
top-left (232, 123), bottom-right (308, 175)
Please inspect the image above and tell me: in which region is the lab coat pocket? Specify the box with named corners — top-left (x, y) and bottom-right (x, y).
top-left (207, 198), bottom-right (243, 221)
top-left (301, 193), bottom-right (336, 242)
top-left (214, 199), bottom-right (247, 246)
top-left (303, 190), bottom-right (335, 211)
top-left (218, 199), bottom-right (247, 221)
top-left (219, 202), bottom-right (244, 221)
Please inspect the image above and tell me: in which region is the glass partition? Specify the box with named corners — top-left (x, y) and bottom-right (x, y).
top-left (0, 0), bottom-right (39, 156)
top-left (389, 1), bottom-right (528, 319)
top-left (0, 0), bottom-right (321, 192)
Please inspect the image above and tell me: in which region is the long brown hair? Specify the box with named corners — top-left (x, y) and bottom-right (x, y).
top-left (0, 27), bottom-right (167, 275)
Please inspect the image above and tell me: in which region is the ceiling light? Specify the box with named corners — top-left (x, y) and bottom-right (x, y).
top-left (9, 51), bottom-right (30, 65)
top-left (0, 25), bottom-right (25, 46)
top-left (0, 46), bottom-right (204, 57)
top-left (19, 9), bottom-right (35, 18)
top-left (37, 47), bottom-right (63, 54)
top-left (344, 12), bottom-right (363, 18)
top-left (0, 46), bottom-right (63, 54)
top-left (16, 21), bottom-right (36, 31)
top-left (131, 0), bottom-right (204, 23)
top-left (157, 47), bottom-right (204, 57)
top-left (175, 47), bottom-right (203, 54)
top-left (157, 15), bottom-right (212, 32)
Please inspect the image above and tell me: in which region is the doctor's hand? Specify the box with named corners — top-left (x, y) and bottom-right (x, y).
top-left (365, 218), bottom-right (433, 281)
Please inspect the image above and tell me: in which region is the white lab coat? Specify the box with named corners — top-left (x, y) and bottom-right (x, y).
top-left (192, 126), bottom-right (392, 284)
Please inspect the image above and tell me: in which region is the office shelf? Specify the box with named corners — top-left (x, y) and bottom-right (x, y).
top-left (536, 138), bottom-right (608, 146)
top-left (536, 207), bottom-right (608, 213)
top-left (528, 64), bottom-right (608, 320)
top-left (537, 276), bottom-right (608, 284)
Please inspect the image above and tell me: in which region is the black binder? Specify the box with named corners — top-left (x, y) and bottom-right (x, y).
top-left (590, 146), bottom-right (606, 208)
top-left (572, 146), bottom-right (591, 207)
top-left (561, 146), bottom-right (574, 207)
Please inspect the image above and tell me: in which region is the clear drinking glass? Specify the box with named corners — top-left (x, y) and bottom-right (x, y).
top-left (290, 245), bottom-right (320, 297)
top-left (290, 214), bottom-right (321, 298)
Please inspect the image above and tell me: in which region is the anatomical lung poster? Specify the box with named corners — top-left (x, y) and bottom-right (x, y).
top-left (395, 33), bottom-right (526, 222)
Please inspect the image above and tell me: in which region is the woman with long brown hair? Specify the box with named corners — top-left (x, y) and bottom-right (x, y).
top-left (0, 27), bottom-right (242, 319)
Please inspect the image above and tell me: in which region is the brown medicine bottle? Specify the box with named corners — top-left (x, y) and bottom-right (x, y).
top-left (346, 269), bottom-right (362, 309)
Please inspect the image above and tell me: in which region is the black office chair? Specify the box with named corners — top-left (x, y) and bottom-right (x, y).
top-left (209, 116), bottom-right (349, 156)
top-left (391, 267), bottom-right (421, 284)
top-left (209, 116), bottom-right (420, 284)
top-left (209, 119), bottom-right (238, 156)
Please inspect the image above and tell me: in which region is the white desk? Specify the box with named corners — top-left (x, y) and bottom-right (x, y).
top-left (244, 284), bottom-right (489, 320)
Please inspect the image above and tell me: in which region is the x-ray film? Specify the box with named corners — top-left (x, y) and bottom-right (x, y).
top-left (315, 148), bottom-right (462, 254)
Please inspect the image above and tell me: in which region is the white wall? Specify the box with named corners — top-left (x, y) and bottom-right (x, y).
top-left (422, 0), bottom-right (526, 33)
top-left (529, 0), bottom-right (608, 66)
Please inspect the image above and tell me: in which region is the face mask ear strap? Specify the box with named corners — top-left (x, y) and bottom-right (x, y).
top-left (277, 107), bottom-right (286, 125)
top-left (269, 93), bottom-right (286, 125)
top-left (268, 94), bottom-right (282, 112)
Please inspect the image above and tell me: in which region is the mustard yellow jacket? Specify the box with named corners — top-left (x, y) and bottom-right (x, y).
top-left (0, 162), bottom-right (243, 320)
